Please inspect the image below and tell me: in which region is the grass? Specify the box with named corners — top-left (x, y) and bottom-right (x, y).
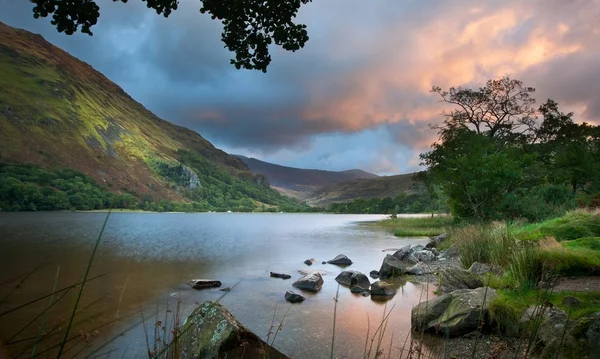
top-left (374, 215), bottom-right (452, 237)
top-left (563, 237), bottom-right (600, 251)
top-left (512, 209), bottom-right (600, 242)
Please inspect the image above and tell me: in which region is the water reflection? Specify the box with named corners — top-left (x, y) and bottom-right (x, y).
top-left (0, 212), bottom-right (438, 358)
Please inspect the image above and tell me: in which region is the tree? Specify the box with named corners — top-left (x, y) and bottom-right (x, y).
top-left (423, 77), bottom-right (540, 221)
top-left (29, 0), bottom-right (312, 72)
top-left (431, 77), bottom-right (537, 148)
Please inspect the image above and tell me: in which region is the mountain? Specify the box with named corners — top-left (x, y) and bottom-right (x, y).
top-left (233, 155), bottom-right (419, 208)
top-left (234, 155), bottom-right (378, 194)
top-left (302, 173), bottom-right (418, 207)
top-left (0, 22), bottom-right (305, 211)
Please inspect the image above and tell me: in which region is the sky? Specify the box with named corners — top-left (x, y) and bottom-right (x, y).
top-left (1, 0), bottom-right (599, 175)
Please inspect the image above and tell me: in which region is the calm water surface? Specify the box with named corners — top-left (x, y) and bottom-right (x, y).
top-left (0, 212), bottom-right (439, 358)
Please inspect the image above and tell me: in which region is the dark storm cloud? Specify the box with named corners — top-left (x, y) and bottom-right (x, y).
top-left (1, 0), bottom-right (600, 173)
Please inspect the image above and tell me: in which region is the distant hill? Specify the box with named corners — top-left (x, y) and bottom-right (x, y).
top-left (233, 155), bottom-right (378, 193)
top-left (234, 155), bottom-right (420, 208)
top-left (0, 22), bottom-right (305, 212)
top-left (303, 173), bottom-right (419, 207)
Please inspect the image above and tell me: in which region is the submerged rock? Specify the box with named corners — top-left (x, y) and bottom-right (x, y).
top-left (370, 280), bottom-right (398, 298)
top-left (438, 268), bottom-right (483, 294)
top-left (304, 258), bottom-right (315, 266)
top-left (189, 279), bottom-right (222, 290)
top-left (411, 287), bottom-right (497, 337)
top-left (335, 270), bottom-right (370, 289)
top-left (179, 301), bottom-right (289, 358)
top-left (270, 272), bottom-right (292, 280)
top-left (292, 272), bottom-right (324, 292)
top-left (327, 254), bottom-right (353, 265)
top-left (284, 290), bottom-right (305, 303)
top-left (219, 287), bottom-right (231, 292)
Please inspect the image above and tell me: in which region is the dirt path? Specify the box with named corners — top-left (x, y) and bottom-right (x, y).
top-left (553, 276), bottom-right (600, 292)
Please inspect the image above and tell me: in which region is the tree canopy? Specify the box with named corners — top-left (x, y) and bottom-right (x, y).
top-left (422, 77), bottom-right (600, 222)
top-left (30, 0), bottom-right (312, 72)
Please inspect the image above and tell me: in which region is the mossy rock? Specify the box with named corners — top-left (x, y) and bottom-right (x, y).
top-left (179, 301), bottom-right (288, 359)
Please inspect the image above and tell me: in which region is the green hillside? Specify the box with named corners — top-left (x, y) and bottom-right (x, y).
top-left (0, 22), bottom-right (307, 212)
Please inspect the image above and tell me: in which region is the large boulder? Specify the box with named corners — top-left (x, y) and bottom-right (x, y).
top-left (411, 287), bottom-right (497, 337)
top-left (438, 268), bottom-right (483, 294)
top-left (409, 250), bottom-right (436, 263)
top-left (378, 254), bottom-right (410, 279)
top-left (292, 272), bottom-right (324, 292)
top-left (335, 270), bottom-right (370, 289)
top-left (327, 254), bottom-right (353, 265)
top-left (180, 301), bottom-right (289, 359)
top-left (522, 306), bottom-right (600, 358)
top-left (392, 245), bottom-right (414, 261)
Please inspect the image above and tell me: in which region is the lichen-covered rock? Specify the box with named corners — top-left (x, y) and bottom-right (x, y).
top-left (409, 250), bottom-right (436, 263)
top-left (327, 254), bottom-right (353, 265)
top-left (292, 272), bottom-right (324, 292)
top-left (438, 268), bottom-right (483, 294)
top-left (189, 279), bottom-right (222, 290)
top-left (378, 254), bottom-right (410, 279)
top-left (406, 262), bottom-right (434, 275)
top-left (370, 280), bottom-right (398, 298)
top-left (180, 301), bottom-right (289, 359)
top-left (411, 287), bottom-right (497, 337)
top-left (468, 262), bottom-right (492, 276)
top-left (284, 291), bottom-right (305, 303)
top-left (335, 270), bottom-right (370, 289)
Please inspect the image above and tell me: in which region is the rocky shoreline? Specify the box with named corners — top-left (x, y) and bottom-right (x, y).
top-left (181, 233), bottom-right (600, 358)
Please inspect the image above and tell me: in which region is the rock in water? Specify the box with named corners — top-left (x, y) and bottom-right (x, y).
top-left (369, 270), bottom-right (380, 279)
top-left (411, 287), bottom-right (497, 337)
top-left (284, 291), bottom-right (305, 303)
top-left (270, 272), bottom-right (292, 280)
top-left (335, 270), bottom-right (370, 289)
top-left (179, 301), bottom-right (289, 358)
top-left (189, 279), bottom-right (222, 290)
top-left (378, 254), bottom-right (410, 279)
top-left (292, 272), bottom-right (324, 292)
top-left (438, 268), bottom-right (483, 294)
top-left (327, 254), bottom-right (353, 265)
top-left (304, 258), bottom-right (315, 266)
top-left (392, 245), bottom-right (415, 261)
top-left (370, 280), bottom-right (398, 298)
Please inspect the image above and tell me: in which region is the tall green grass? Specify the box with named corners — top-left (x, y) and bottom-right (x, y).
top-left (512, 209), bottom-right (600, 242)
top-left (374, 216), bottom-right (452, 237)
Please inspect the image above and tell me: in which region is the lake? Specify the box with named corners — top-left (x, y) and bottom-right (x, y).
top-left (0, 212), bottom-right (439, 358)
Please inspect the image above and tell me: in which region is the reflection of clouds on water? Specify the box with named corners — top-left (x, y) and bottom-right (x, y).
top-left (0, 212), bottom-right (437, 358)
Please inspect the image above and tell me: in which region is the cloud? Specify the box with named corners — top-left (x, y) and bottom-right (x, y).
top-left (1, 0), bottom-right (599, 174)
